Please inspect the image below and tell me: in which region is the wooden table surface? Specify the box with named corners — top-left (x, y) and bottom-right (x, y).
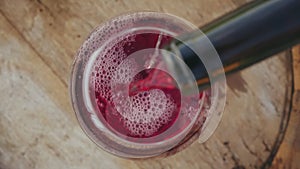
top-left (0, 0), bottom-right (299, 168)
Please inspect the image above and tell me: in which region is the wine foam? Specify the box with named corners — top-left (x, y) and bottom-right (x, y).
top-left (90, 31), bottom-right (177, 137)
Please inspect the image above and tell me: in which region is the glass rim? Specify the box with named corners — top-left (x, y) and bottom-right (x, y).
top-left (70, 11), bottom-right (226, 158)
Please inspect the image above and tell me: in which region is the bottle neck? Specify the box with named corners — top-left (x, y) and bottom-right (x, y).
top-left (165, 0), bottom-right (300, 91)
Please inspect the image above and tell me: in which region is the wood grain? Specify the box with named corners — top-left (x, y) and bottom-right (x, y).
top-left (270, 45), bottom-right (300, 169)
top-left (0, 0), bottom-right (298, 169)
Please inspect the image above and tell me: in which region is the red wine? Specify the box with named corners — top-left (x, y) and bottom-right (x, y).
top-left (90, 31), bottom-right (204, 140)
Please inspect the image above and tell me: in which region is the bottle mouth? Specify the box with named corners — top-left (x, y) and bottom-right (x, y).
top-left (162, 29), bottom-right (227, 143)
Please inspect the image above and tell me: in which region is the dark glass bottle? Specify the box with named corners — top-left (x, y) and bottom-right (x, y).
top-left (166, 0), bottom-right (300, 90)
